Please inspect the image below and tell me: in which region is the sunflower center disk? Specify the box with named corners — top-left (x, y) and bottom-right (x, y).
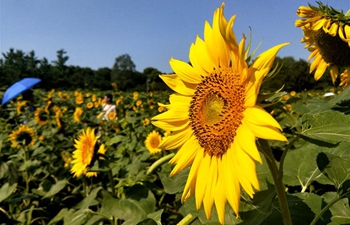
top-left (189, 68), bottom-right (245, 157)
top-left (314, 28), bottom-right (350, 66)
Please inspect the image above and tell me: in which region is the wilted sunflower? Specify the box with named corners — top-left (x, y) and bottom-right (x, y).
top-left (71, 127), bottom-right (106, 177)
top-left (16, 101), bottom-right (28, 115)
top-left (34, 108), bottom-right (49, 125)
top-left (73, 107), bottom-right (83, 122)
top-left (9, 125), bottom-right (36, 148)
top-left (152, 3), bottom-right (288, 224)
top-left (296, 2), bottom-right (350, 85)
top-left (144, 131), bottom-right (162, 154)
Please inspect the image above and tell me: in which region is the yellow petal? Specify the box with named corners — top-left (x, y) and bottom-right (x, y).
top-left (330, 65), bottom-right (339, 84)
top-left (236, 124), bottom-right (262, 164)
top-left (242, 119), bottom-right (287, 142)
top-left (182, 149), bottom-right (204, 202)
top-left (203, 157), bottom-right (218, 220)
top-left (160, 74), bottom-right (196, 95)
top-left (152, 119), bottom-right (189, 132)
top-left (222, 153), bottom-right (240, 215)
top-left (189, 36), bottom-right (215, 75)
top-left (158, 127), bottom-right (192, 150)
top-left (252, 43), bottom-right (290, 71)
top-left (195, 153), bottom-right (211, 210)
top-left (243, 106), bottom-right (283, 130)
top-left (169, 135), bottom-right (201, 174)
top-left (214, 160), bottom-right (227, 224)
top-left (328, 22), bottom-right (338, 36)
top-left (169, 58), bottom-right (202, 84)
top-left (314, 59), bottom-right (328, 81)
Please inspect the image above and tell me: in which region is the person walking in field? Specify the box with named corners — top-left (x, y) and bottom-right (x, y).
top-left (101, 94), bottom-right (117, 121)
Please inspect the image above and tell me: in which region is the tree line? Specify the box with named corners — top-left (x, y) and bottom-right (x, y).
top-left (0, 48), bottom-right (334, 92)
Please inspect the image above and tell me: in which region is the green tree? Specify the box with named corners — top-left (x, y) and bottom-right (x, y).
top-left (111, 54), bottom-right (137, 91)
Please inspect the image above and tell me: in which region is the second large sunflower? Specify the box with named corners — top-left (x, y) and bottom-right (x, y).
top-left (152, 3), bottom-right (288, 224)
top-left (295, 1), bottom-right (350, 85)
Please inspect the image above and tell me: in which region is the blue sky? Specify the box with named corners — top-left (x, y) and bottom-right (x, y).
top-left (1, 1), bottom-right (350, 73)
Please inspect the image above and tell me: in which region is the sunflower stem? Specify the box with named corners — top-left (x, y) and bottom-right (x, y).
top-left (259, 139), bottom-right (292, 225)
top-left (310, 195), bottom-right (342, 225)
top-left (146, 153), bottom-right (175, 175)
top-left (177, 213), bottom-right (197, 225)
top-left (109, 169), bottom-right (115, 196)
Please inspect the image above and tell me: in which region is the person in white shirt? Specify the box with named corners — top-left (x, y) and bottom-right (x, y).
top-left (101, 94), bottom-right (117, 121)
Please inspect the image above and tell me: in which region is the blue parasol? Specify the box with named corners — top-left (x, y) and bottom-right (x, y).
top-left (1, 77), bottom-right (41, 105)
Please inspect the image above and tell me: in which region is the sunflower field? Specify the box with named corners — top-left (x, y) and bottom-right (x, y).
top-left (2, 2), bottom-right (350, 225)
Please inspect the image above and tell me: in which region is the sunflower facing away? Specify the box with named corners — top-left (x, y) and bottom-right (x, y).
top-left (151, 3), bottom-right (288, 224)
top-left (71, 127), bottom-right (106, 178)
top-left (295, 1), bottom-right (350, 85)
top-left (9, 125), bottom-right (36, 148)
top-left (73, 107), bottom-right (83, 122)
top-left (34, 107), bottom-right (49, 125)
top-left (144, 131), bottom-right (162, 154)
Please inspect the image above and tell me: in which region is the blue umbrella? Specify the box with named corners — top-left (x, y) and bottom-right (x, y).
top-left (1, 77), bottom-right (41, 105)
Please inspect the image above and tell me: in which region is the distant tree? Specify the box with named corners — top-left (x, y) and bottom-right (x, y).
top-left (111, 54), bottom-right (137, 91)
top-left (94, 67), bottom-right (112, 90)
top-left (143, 67), bottom-right (169, 91)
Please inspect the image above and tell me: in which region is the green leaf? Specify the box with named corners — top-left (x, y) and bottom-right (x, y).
top-left (322, 192), bottom-right (350, 225)
top-left (317, 152), bottom-right (350, 189)
top-left (300, 111), bottom-right (350, 144)
top-left (283, 140), bottom-right (350, 189)
top-left (124, 184), bottom-right (156, 214)
top-left (74, 187), bottom-right (102, 209)
top-left (0, 182), bottom-right (17, 203)
top-left (293, 192), bottom-right (332, 224)
top-left (105, 135), bottom-right (125, 146)
top-left (100, 190), bottom-right (146, 221)
top-left (158, 167), bottom-right (189, 194)
top-left (239, 182), bottom-right (276, 225)
top-left (43, 179), bottom-right (67, 199)
top-left (48, 208), bottom-right (69, 225)
top-left (262, 194), bottom-right (315, 225)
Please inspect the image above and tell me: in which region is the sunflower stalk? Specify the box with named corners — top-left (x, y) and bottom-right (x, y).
top-left (177, 213), bottom-right (197, 225)
top-left (259, 139), bottom-right (292, 225)
top-left (146, 153), bottom-right (175, 175)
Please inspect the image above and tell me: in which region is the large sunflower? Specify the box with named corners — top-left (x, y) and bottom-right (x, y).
top-left (144, 131), bottom-right (162, 154)
top-left (295, 2), bottom-right (350, 85)
top-left (71, 127), bottom-right (106, 178)
top-left (152, 3), bottom-right (288, 224)
top-left (9, 125), bottom-right (36, 148)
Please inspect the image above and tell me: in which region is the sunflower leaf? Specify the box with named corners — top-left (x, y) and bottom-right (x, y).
top-left (316, 152), bottom-right (350, 190)
top-left (0, 182), bottom-right (17, 203)
top-left (300, 111), bottom-right (350, 144)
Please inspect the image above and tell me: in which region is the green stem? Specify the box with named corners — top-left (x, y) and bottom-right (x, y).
top-left (259, 139), bottom-right (292, 225)
top-left (310, 195), bottom-right (342, 225)
top-left (146, 153), bottom-right (175, 175)
top-left (177, 213), bottom-right (197, 225)
top-left (109, 169), bottom-right (115, 196)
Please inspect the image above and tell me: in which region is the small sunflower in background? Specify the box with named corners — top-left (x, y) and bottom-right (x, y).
top-left (71, 127), bottom-right (106, 178)
top-left (86, 102), bottom-right (94, 109)
top-left (108, 111), bottom-right (117, 120)
top-left (9, 125), bottom-right (36, 148)
top-left (111, 82), bottom-right (117, 89)
top-left (91, 94), bottom-right (97, 102)
top-left (73, 107), bottom-right (83, 123)
top-left (34, 108), bottom-right (49, 125)
top-left (144, 131), bottom-right (162, 154)
top-left (75, 93), bottom-right (84, 105)
top-left (143, 118), bottom-right (150, 126)
top-left (296, 2), bottom-right (350, 85)
top-left (133, 91), bottom-right (139, 100)
top-left (152, 3), bottom-right (288, 224)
